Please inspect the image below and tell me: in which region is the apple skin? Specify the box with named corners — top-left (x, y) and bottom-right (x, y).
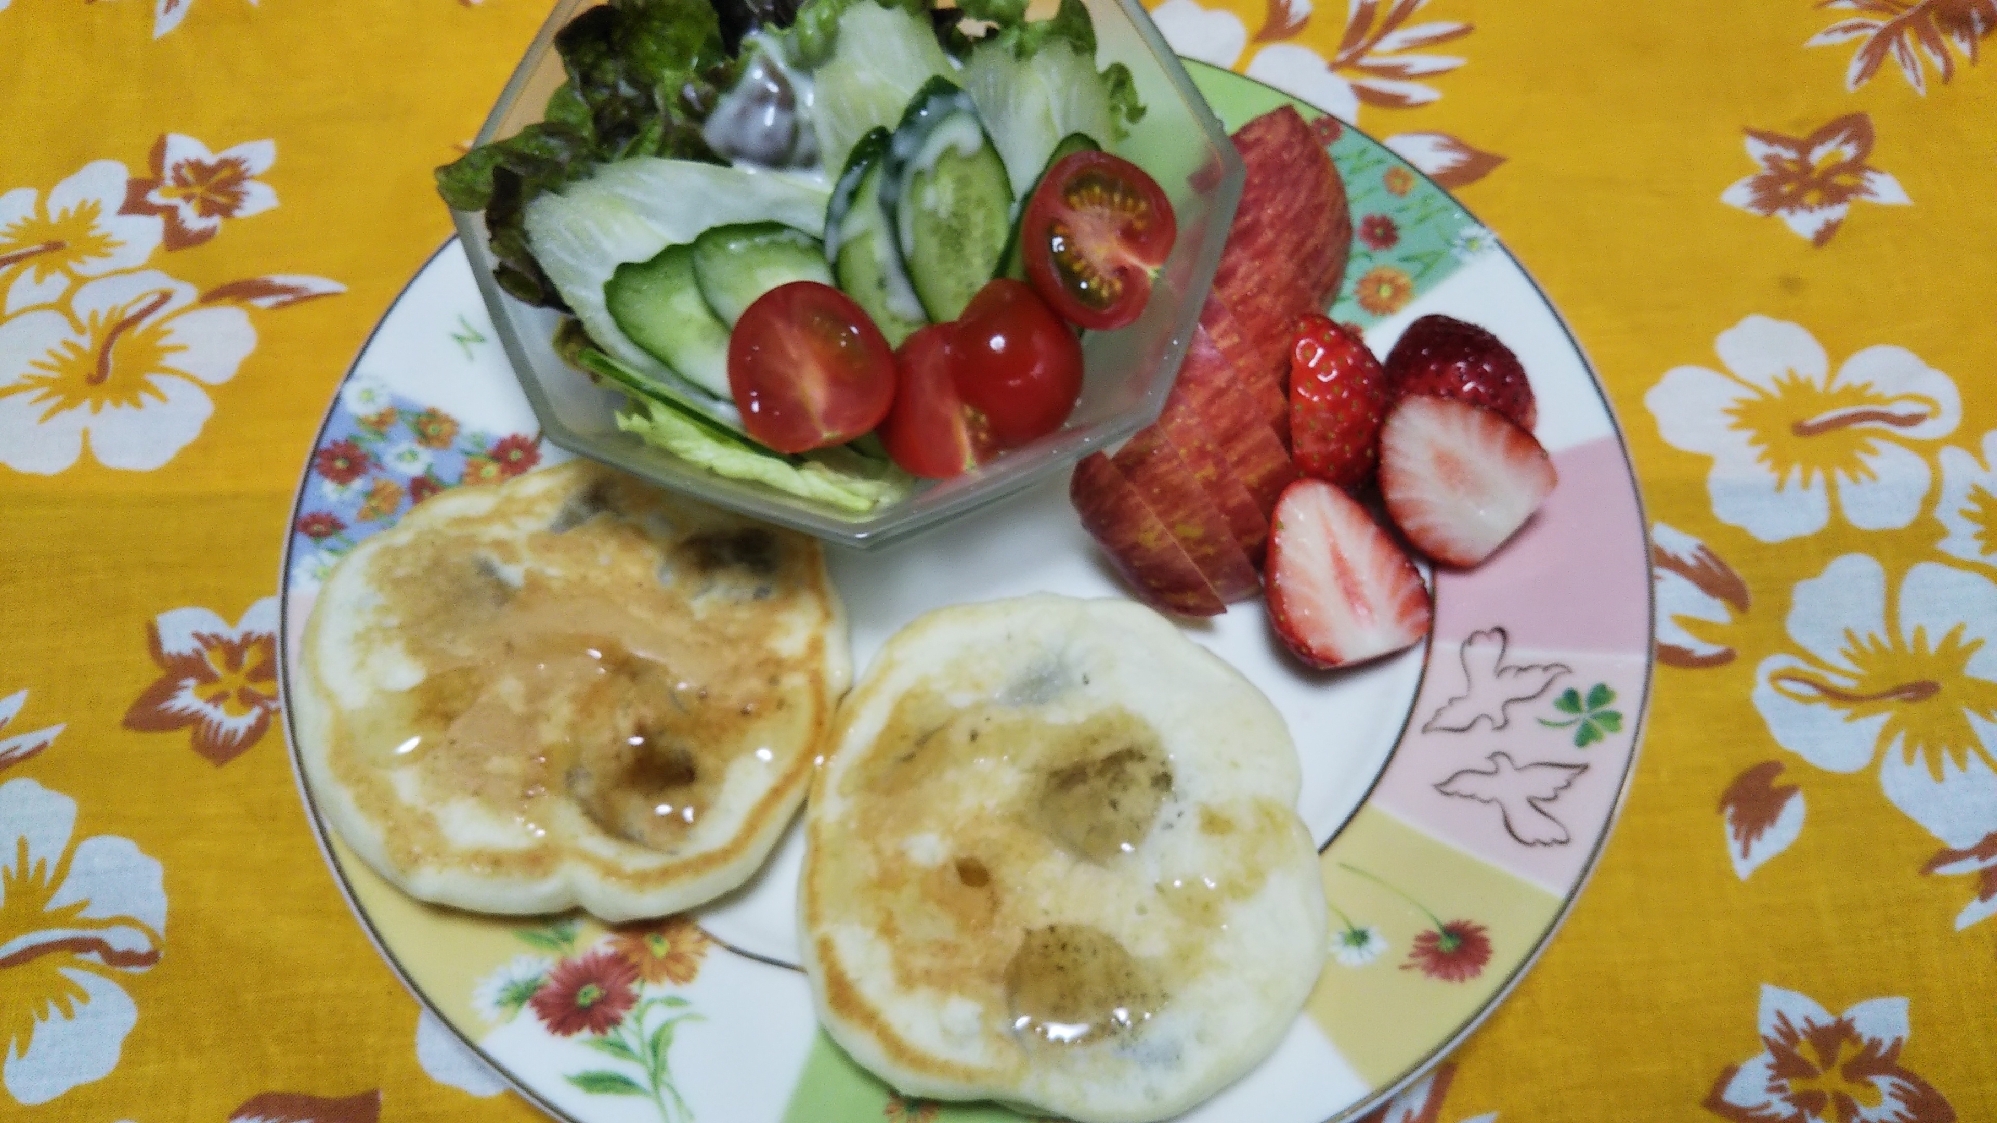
top-left (1208, 104), bottom-right (1354, 446)
top-left (1157, 387), bottom-right (1269, 563)
top-left (1071, 453), bottom-right (1227, 616)
top-left (1199, 294), bottom-right (1288, 442)
top-left (1230, 104), bottom-right (1352, 307)
top-left (1170, 327), bottom-right (1299, 519)
top-left (1113, 426), bottom-right (1262, 602)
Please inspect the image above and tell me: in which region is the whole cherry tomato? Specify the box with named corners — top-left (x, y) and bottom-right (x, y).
top-left (1020, 151), bottom-right (1177, 331)
top-left (879, 323), bottom-right (996, 479)
top-left (950, 279), bottom-right (1085, 447)
top-left (728, 281), bottom-right (896, 453)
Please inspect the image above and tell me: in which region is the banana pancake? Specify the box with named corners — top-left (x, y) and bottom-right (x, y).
top-left (293, 460), bottom-right (848, 920)
top-left (799, 595), bottom-right (1326, 1123)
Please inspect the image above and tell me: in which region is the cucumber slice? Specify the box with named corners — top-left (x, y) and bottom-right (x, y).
top-left (997, 132), bottom-right (1100, 281)
top-left (605, 245), bottom-right (733, 398)
top-left (882, 78), bottom-right (1014, 322)
top-left (827, 128), bottom-right (927, 345)
top-left (690, 222), bottom-right (835, 326)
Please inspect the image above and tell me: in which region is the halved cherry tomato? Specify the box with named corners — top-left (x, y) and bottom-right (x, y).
top-left (728, 281), bottom-right (896, 453)
top-left (880, 323), bottom-right (996, 479)
top-left (951, 279), bottom-right (1084, 447)
top-left (1020, 151), bottom-right (1177, 331)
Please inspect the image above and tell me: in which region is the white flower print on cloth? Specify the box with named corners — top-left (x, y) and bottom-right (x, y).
top-left (0, 269), bottom-right (253, 474)
top-left (1935, 429), bottom-right (1997, 569)
top-left (1652, 522), bottom-right (1750, 668)
top-left (1753, 555), bottom-right (1997, 882)
top-left (0, 778), bottom-right (167, 1106)
top-left (1242, 0), bottom-right (1469, 123)
top-left (414, 1009), bottom-right (505, 1097)
top-left (0, 161), bottom-right (163, 314)
top-left (1703, 986), bottom-right (1955, 1123)
top-left (1148, 0), bottom-right (1247, 69)
top-left (1647, 315), bottom-right (1959, 542)
top-left (120, 134), bottom-right (277, 250)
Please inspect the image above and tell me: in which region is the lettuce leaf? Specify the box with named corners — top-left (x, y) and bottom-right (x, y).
top-left (578, 347), bottom-right (911, 514)
top-left (616, 398), bottom-right (913, 514)
top-left (436, 0), bottom-right (730, 307)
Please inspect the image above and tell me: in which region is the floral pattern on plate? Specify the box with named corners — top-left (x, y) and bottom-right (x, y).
top-left (286, 380), bottom-right (540, 593)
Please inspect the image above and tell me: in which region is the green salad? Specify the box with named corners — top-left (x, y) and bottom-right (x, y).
top-left (438, 0), bottom-right (1145, 513)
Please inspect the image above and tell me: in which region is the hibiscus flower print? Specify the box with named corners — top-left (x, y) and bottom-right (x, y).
top-left (530, 950), bottom-right (640, 1037)
top-left (1241, 0), bottom-right (1469, 121)
top-left (0, 269), bottom-right (256, 474)
top-left (0, 160), bottom-right (162, 314)
top-left (1653, 522), bottom-right (1750, 668)
top-left (122, 598), bottom-right (279, 765)
top-left (0, 689), bottom-right (63, 774)
top-left (1808, 0), bottom-right (1996, 94)
top-left (608, 916), bottom-right (711, 986)
top-left (1752, 554), bottom-right (1997, 900)
top-left (1704, 985), bottom-right (1955, 1123)
top-left (1647, 315), bottom-right (1958, 542)
top-left (1934, 430), bottom-right (1997, 569)
top-left (120, 134), bottom-right (277, 251)
top-left (0, 777), bottom-right (167, 1106)
top-left (1721, 113), bottom-right (1908, 247)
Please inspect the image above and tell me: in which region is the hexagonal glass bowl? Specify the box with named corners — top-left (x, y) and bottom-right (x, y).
top-left (450, 0), bottom-right (1243, 550)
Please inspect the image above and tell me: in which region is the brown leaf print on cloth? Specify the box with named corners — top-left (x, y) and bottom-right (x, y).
top-left (1720, 761), bottom-right (1806, 879)
top-left (1721, 113), bottom-right (1909, 246)
top-left (1809, 0), bottom-right (1996, 94)
top-left (228, 1090), bottom-right (381, 1123)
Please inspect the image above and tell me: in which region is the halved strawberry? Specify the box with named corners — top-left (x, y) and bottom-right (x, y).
top-left (1289, 314), bottom-right (1387, 489)
top-left (1377, 395), bottom-right (1558, 568)
top-left (1383, 314), bottom-right (1537, 431)
top-left (1266, 478), bottom-right (1432, 668)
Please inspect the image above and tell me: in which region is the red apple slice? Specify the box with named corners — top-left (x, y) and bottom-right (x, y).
top-left (1230, 105), bottom-right (1353, 307)
top-left (1173, 328), bottom-right (1298, 517)
top-left (1072, 453), bottom-right (1227, 617)
top-left (1157, 389), bottom-right (1270, 562)
top-left (1199, 294), bottom-right (1288, 441)
top-left (1113, 426), bottom-right (1262, 602)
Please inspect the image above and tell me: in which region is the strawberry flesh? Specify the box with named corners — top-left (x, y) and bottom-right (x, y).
top-left (1378, 395), bottom-right (1558, 568)
top-left (1289, 314), bottom-right (1387, 489)
top-left (1384, 314), bottom-right (1537, 431)
top-left (1266, 478), bottom-right (1432, 668)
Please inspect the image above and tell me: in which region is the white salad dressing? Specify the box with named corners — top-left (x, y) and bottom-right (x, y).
top-left (703, 32), bottom-right (823, 172)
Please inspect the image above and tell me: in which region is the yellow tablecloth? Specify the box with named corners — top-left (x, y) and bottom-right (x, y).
top-left (3, 0), bottom-right (1994, 1119)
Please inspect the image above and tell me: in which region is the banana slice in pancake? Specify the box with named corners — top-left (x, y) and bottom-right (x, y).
top-left (800, 595), bottom-right (1327, 1123)
top-left (293, 461), bottom-right (848, 921)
